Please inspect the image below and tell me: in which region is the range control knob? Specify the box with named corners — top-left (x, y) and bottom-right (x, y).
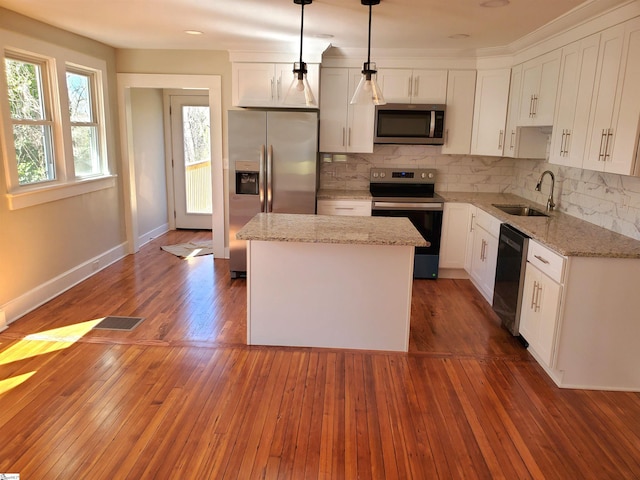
top-left (421, 172), bottom-right (427, 179)
top-left (380, 172), bottom-right (386, 178)
top-left (372, 172), bottom-right (379, 178)
top-left (428, 172), bottom-right (434, 179)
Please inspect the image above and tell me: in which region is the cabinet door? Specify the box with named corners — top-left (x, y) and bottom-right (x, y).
top-left (504, 65), bottom-right (523, 158)
top-left (411, 69), bottom-right (448, 104)
top-left (520, 264), bottom-right (562, 368)
top-left (609, 17), bottom-right (640, 175)
top-left (346, 69), bottom-right (375, 153)
top-left (319, 68), bottom-right (349, 152)
top-left (440, 203), bottom-right (471, 269)
top-left (583, 24), bottom-right (626, 171)
top-left (518, 50), bottom-right (561, 126)
top-left (470, 69), bottom-right (511, 156)
top-left (469, 226), bottom-right (498, 304)
top-left (378, 69), bottom-right (413, 103)
top-left (232, 63), bottom-right (276, 107)
top-left (549, 35), bottom-right (600, 167)
top-left (441, 70), bottom-right (476, 155)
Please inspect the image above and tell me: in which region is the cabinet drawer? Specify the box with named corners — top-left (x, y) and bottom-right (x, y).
top-left (317, 199), bottom-right (372, 216)
top-left (527, 239), bottom-right (565, 283)
top-left (475, 208), bottom-right (501, 237)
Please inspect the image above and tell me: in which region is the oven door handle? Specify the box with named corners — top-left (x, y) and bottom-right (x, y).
top-left (372, 201), bottom-right (443, 211)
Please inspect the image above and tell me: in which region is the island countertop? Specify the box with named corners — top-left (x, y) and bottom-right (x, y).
top-left (236, 213), bottom-right (428, 247)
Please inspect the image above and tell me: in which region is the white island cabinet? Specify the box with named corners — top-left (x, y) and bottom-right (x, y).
top-left (237, 213), bottom-right (427, 352)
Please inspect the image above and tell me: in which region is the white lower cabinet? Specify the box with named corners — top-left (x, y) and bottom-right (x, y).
top-left (519, 262), bottom-right (562, 367)
top-left (317, 199), bottom-right (371, 216)
top-left (468, 209), bottom-right (500, 304)
top-left (439, 203), bottom-right (473, 269)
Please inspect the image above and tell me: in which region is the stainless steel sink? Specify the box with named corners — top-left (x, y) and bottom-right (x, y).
top-left (492, 204), bottom-right (549, 217)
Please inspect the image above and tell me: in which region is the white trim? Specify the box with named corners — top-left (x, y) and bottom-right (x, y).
top-left (116, 73), bottom-right (225, 258)
top-left (138, 223), bottom-right (170, 249)
top-left (6, 175), bottom-right (116, 210)
top-left (0, 309), bottom-right (6, 332)
top-left (0, 242), bottom-right (128, 325)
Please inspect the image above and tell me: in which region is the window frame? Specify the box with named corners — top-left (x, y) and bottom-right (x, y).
top-left (0, 31), bottom-right (115, 210)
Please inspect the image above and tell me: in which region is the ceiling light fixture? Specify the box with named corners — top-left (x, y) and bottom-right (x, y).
top-left (350, 0), bottom-right (386, 106)
top-left (284, 0), bottom-right (317, 107)
top-left (480, 0), bottom-right (510, 7)
top-left (184, 30), bottom-right (203, 35)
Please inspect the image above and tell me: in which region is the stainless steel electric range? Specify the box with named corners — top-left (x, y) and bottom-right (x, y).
top-left (370, 167), bottom-right (443, 279)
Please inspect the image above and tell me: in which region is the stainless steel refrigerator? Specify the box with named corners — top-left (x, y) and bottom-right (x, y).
top-left (228, 110), bottom-right (319, 278)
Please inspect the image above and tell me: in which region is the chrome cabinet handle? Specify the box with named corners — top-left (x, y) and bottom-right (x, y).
top-left (604, 129), bottom-right (613, 160)
top-left (534, 283), bottom-right (542, 313)
top-left (529, 95), bottom-right (535, 117)
top-left (277, 77), bottom-right (282, 100)
top-left (560, 130), bottom-right (566, 156)
top-left (348, 128), bottom-right (352, 147)
top-left (510, 130), bottom-right (516, 150)
top-left (470, 213), bottom-right (476, 232)
top-left (271, 78), bottom-right (275, 101)
top-left (498, 130), bottom-right (504, 149)
top-left (598, 129), bottom-right (607, 161)
top-left (414, 77), bottom-right (419, 98)
top-left (532, 94), bottom-right (539, 117)
top-left (534, 254), bottom-right (550, 265)
top-left (531, 281), bottom-right (538, 309)
top-left (408, 77), bottom-right (412, 97)
top-left (342, 127), bottom-right (346, 147)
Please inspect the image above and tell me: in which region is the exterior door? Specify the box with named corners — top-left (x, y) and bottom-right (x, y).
top-left (170, 94), bottom-right (212, 230)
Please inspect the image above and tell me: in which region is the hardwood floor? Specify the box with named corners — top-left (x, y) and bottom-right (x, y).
top-left (0, 230), bottom-right (639, 479)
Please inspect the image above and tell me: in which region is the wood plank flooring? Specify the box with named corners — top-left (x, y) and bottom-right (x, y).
top-left (0, 230), bottom-right (639, 479)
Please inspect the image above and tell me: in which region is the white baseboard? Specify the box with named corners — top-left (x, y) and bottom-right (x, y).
top-left (138, 223), bottom-right (170, 248)
top-left (0, 309), bottom-right (6, 332)
top-left (1, 243), bottom-right (128, 325)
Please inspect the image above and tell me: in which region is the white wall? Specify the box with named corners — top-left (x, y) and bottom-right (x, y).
top-left (130, 88), bottom-right (169, 245)
top-left (0, 8), bottom-right (126, 323)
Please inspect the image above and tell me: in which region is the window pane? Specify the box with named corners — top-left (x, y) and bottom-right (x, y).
top-left (5, 58), bottom-right (46, 120)
top-left (13, 124), bottom-right (55, 184)
top-left (66, 71), bottom-right (92, 122)
top-left (71, 125), bottom-right (100, 176)
top-left (182, 105), bottom-right (211, 214)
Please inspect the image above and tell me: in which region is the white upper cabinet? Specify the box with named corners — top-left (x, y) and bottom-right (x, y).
top-left (503, 65), bottom-right (523, 158)
top-left (583, 17), bottom-right (640, 175)
top-left (232, 62), bottom-right (320, 108)
top-left (549, 34), bottom-right (601, 168)
top-left (377, 69), bottom-right (448, 104)
top-left (441, 70), bottom-right (476, 155)
top-left (517, 50), bottom-right (561, 126)
top-left (319, 68), bottom-right (375, 153)
top-left (470, 69), bottom-right (511, 156)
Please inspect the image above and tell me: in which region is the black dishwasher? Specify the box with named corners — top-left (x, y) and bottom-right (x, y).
top-left (493, 223), bottom-right (529, 340)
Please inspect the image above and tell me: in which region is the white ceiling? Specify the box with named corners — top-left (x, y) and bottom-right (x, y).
top-left (0, 0), bottom-right (628, 55)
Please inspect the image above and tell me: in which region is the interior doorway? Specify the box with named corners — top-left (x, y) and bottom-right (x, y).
top-left (167, 93), bottom-right (212, 230)
top-left (116, 74), bottom-right (225, 258)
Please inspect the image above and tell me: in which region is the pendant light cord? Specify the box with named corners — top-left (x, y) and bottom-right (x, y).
top-left (367, 3), bottom-right (372, 66)
top-left (299, 2), bottom-right (305, 65)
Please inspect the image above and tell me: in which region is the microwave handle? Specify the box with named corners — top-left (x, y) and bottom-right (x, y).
top-left (429, 110), bottom-right (436, 138)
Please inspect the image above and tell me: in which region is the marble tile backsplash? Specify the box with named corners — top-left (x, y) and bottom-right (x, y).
top-left (318, 145), bottom-right (640, 241)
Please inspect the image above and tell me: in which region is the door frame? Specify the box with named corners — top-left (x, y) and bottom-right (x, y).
top-left (116, 74), bottom-right (225, 258)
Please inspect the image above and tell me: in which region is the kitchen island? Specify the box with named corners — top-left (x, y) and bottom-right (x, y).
top-left (236, 213), bottom-right (427, 352)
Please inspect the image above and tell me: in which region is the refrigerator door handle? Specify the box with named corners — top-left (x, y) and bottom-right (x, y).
top-left (267, 145), bottom-right (274, 213)
top-left (259, 144), bottom-right (266, 212)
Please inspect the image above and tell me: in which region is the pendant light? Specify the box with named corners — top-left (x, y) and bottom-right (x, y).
top-left (284, 0), bottom-right (317, 107)
top-left (350, 0), bottom-right (386, 105)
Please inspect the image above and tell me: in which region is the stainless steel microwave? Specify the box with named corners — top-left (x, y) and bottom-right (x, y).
top-left (374, 103), bottom-right (446, 145)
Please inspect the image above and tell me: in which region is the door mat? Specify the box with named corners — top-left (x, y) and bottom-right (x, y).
top-left (94, 316), bottom-right (145, 331)
top-left (161, 241), bottom-right (214, 258)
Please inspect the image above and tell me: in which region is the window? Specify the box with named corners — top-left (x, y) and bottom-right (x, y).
top-left (66, 68), bottom-right (102, 177)
top-left (1, 38), bottom-right (114, 210)
top-left (5, 55), bottom-right (55, 185)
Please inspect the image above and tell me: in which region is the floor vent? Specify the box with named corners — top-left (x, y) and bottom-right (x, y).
top-left (94, 316), bottom-right (144, 331)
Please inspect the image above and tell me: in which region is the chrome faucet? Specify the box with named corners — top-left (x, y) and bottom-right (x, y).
top-left (535, 170), bottom-right (556, 211)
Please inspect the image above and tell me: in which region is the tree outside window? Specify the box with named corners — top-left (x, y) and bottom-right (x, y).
top-left (5, 56), bottom-right (55, 185)
top-left (66, 70), bottom-right (101, 177)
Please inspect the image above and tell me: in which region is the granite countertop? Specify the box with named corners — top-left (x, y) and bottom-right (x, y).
top-left (441, 192), bottom-right (640, 259)
top-left (317, 189), bottom-right (372, 200)
top-left (236, 213), bottom-right (427, 247)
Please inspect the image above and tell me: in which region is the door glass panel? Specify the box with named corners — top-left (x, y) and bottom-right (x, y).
top-left (182, 105), bottom-right (212, 214)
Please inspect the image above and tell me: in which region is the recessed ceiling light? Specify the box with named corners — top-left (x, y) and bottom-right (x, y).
top-left (449, 33), bottom-right (470, 39)
top-left (184, 30), bottom-right (203, 35)
top-left (480, 0), bottom-right (510, 7)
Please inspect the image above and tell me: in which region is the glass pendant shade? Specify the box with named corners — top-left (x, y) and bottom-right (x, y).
top-left (284, 62), bottom-right (317, 107)
top-left (284, 0), bottom-right (317, 107)
top-left (350, 62), bottom-right (385, 105)
top-left (350, 0), bottom-right (386, 106)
